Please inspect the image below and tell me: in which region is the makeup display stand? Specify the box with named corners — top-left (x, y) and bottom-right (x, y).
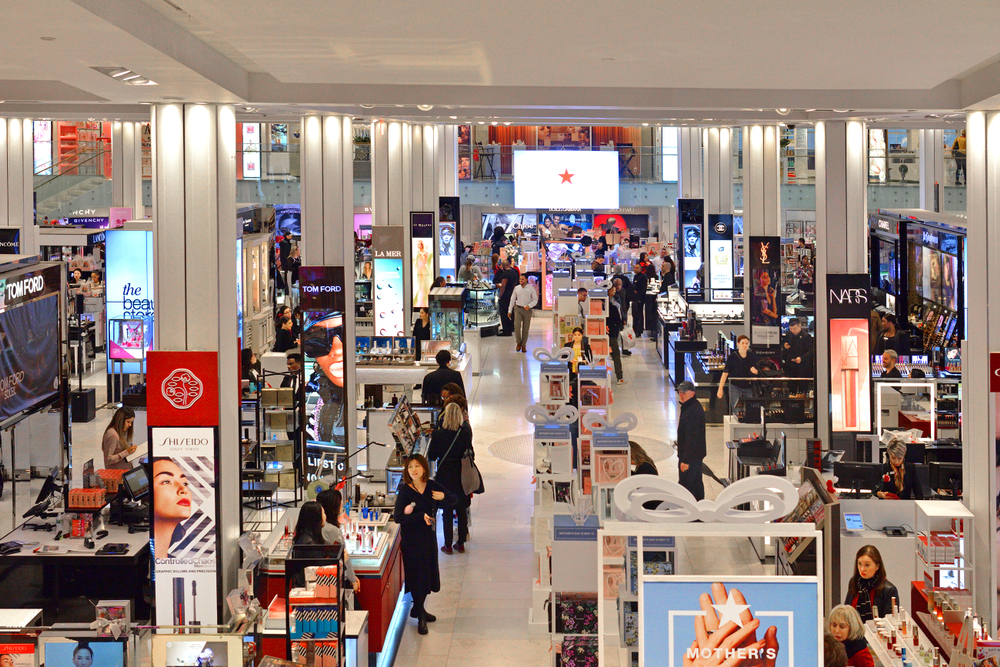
top-left (577, 365), bottom-right (612, 498)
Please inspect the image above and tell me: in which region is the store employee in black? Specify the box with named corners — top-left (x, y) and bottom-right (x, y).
top-left (717, 335), bottom-right (759, 414)
top-left (782, 317), bottom-right (813, 383)
top-left (881, 350), bottom-right (902, 379)
top-left (873, 314), bottom-right (909, 357)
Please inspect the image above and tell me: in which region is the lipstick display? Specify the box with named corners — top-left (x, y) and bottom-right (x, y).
top-left (841, 336), bottom-right (859, 429)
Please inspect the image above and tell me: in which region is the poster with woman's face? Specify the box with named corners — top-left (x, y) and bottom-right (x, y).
top-left (751, 269), bottom-right (780, 326)
top-left (151, 427), bottom-right (219, 633)
top-left (0, 642), bottom-right (35, 667)
top-left (42, 640), bottom-right (126, 667)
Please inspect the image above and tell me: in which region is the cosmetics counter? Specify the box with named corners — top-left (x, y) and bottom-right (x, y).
top-left (655, 294), bottom-right (744, 367)
top-left (260, 506), bottom-right (400, 656)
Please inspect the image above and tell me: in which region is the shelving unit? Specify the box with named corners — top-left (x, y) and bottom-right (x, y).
top-left (612, 535), bottom-right (677, 667)
top-left (577, 365), bottom-right (611, 498)
top-left (914, 500), bottom-right (973, 598)
top-left (284, 543), bottom-right (346, 667)
top-left (354, 280), bottom-right (373, 334)
top-left (259, 370), bottom-right (304, 505)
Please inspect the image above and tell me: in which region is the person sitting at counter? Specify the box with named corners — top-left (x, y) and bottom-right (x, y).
top-left (876, 439), bottom-right (923, 500)
top-left (845, 545), bottom-right (898, 622)
top-left (716, 335), bottom-right (760, 414)
top-left (316, 489), bottom-right (361, 593)
top-left (874, 314), bottom-right (909, 357)
top-left (102, 406), bottom-right (137, 470)
top-left (880, 349), bottom-right (902, 379)
top-left (292, 501), bottom-right (327, 546)
top-left (828, 605), bottom-right (873, 667)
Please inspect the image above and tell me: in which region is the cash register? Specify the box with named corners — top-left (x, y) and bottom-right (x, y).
top-left (111, 464), bottom-right (151, 531)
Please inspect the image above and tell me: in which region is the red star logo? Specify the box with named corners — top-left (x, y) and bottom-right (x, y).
top-left (559, 169), bottom-right (574, 184)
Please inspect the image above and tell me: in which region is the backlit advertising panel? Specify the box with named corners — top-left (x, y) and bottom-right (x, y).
top-left (514, 151), bottom-right (619, 209)
top-left (105, 229), bottom-right (154, 374)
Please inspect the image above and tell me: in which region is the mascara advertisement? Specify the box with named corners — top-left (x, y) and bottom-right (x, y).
top-left (827, 274), bottom-right (871, 432)
top-left (642, 577), bottom-right (821, 667)
top-left (151, 426), bottom-right (219, 632)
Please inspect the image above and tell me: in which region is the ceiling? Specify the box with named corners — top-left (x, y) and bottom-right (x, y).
top-left (1, 0), bottom-right (999, 126)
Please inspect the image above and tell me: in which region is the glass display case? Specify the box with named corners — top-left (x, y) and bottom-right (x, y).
top-left (429, 286), bottom-right (466, 350)
top-left (465, 282), bottom-right (499, 328)
top-left (355, 279), bottom-right (373, 333)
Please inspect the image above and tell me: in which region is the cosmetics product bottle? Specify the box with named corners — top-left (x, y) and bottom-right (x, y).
top-left (173, 577), bottom-right (186, 630)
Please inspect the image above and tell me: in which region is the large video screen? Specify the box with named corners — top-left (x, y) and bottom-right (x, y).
top-left (482, 214), bottom-right (537, 239)
top-left (105, 229), bottom-right (154, 375)
top-left (594, 214), bottom-right (649, 238)
top-left (513, 151), bottom-right (619, 209)
top-left (0, 294), bottom-right (59, 422)
top-left (274, 205), bottom-right (301, 237)
top-left (907, 240), bottom-right (958, 312)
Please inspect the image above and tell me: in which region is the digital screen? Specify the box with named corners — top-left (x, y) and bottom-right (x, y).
top-left (105, 229), bottom-right (154, 375)
top-left (439, 221), bottom-right (457, 279)
top-left (162, 641), bottom-right (232, 667)
top-left (41, 638), bottom-right (126, 667)
top-left (482, 214), bottom-right (537, 239)
top-left (0, 294), bottom-right (59, 424)
top-left (681, 223), bottom-right (702, 289)
top-left (843, 513), bottom-right (864, 531)
top-left (513, 151), bottom-right (619, 209)
top-left (709, 240), bottom-right (733, 290)
top-left (373, 258), bottom-right (404, 335)
top-left (539, 213), bottom-right (592, 237)
top-left (354, 213), bottom-right (372, 239)
top-left (123, 465), bottom-right (149, 500)
top-left (274, 205), bottom-right (300, 236)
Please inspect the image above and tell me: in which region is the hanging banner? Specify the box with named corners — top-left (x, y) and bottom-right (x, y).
top-left (438, 196), bottom-right (461, 280)
top-left (0, 290), bottom-right (59, 422)
top-left (749, 236), bottom-right (782, 346)
top-left (151, 426), bottom-right (219, 632)
top-left (827, 274), bottom-right (871, 432)
top-left (411, 212), bottom-right (434, 309)
top-left (708, 214), bottom-right (734, 294)
top-left (372, 226), bottom-right (405, 336)
top-left (678, 199), bottom-right (704, 292)
top-left (301, 266), bottom-right (347, 458)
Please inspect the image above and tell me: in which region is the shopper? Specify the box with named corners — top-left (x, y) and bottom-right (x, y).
top-left (782, 318), bottom-right (813, 385)
top-left (445, 394), bottom-right (471, 423)
top-left (412, 308), bottom-right (431, 361)
top-left (495, 259), bottom-right (517, 336)
top-left (631, 264), bottom-right (648, 335)
top-left (717, 335), bottom-right (760, 414)
top-left (576, 287), bottom-right (589, 317)
top-left (274, 316), bottom-right (297, 353)
top-left (490, 225), bottom-right (506, 256)
top-left (102, 406), bottom-right (136, 470)
top-left (880, 350), bottom-right (902, 379)
top-left (876, 439), bottom-right (922, 500)
top-left (427, 403), bottom-right (473, 555)
top-left (281, 353), bottom-right (303, 441)
top-left (824, 633), bottom-right (849, 667)
top-left (606, 284), bottom-right (625, 384)
top-left (241, 348), bottom-right (262, 393)
top-left (873, 314), bottom-right (909, 357)
top-left (629, 441), bottom-right (658, 476)
top-left (420, 350), bottom-right (465, 406)
top-left (953, 129), bottom-right (966, 185)
top-left (509, 273), bottom-right (538, 353)
top-left (316, 489), bottom-right (361, 593)
top-left (845, 545), bottom-right (898, 622)
top-left (458, 258), bottom-right (481, 282)
top-left (828, 605), bottom-right (873, 667)
top-left (291, 306), bottom-right (303, 341)
top-left (432, 276), bottom-right (446, 289)
top-left (660, 255), bottom-right (676, 289)
top-left (869, 309), bottom-right (884, 351)
top-left (566, 327), bottom-right (592, 379)
top-left (292, 501), bottom-right (326, 546)
top-left (393, 454), bottom-right (453, 634)
top-left (675, 381), bottom-right (706, 501)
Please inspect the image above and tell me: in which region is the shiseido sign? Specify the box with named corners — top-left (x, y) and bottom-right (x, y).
top-left (299, 266), bottom-right (346, 312)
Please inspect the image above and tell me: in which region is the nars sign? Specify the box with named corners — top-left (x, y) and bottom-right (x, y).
top-left (828, 288), bottom-right (868, 305)
top-left (302, 285), bottom-right (342, 294)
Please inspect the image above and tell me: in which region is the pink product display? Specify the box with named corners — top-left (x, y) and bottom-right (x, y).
top-left (594, 451), bottom-right (629, 485)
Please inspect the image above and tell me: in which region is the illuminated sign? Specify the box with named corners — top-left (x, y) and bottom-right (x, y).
top-left (513, 151), bottom-right (619, 209)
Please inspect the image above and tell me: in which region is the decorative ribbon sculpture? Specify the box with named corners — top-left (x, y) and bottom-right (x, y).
top-left (531, 346), bottom-right (576, 363)
top-left (581, 411), bottom-right (639, 434)
top-left (90, 616), bottom-right (125, 639)
top-left (525, 404), bottom-right (580, 426)
top-left (613, 475), bottom-right (799, 523)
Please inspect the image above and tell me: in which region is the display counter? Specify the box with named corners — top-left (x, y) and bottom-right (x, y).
top-left (260, 508), bottom-right (403, 655)
top-left (837, 499), bottom-right (919, 593)
top-left (0, 520), bottom-right (151, 623)
top-left (355, 353), bottom-right (470, 387)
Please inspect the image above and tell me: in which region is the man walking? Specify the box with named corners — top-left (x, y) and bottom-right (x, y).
top-left (495, 259), bottom-right (517, 336)
top-left (676, 381), bottom-right (706, 501)
top-left (631, 264), bottom-right (648, 336)
top-left (509, 273), bottom-right (538, 353)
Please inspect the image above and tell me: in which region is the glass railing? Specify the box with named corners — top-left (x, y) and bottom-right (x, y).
top-left (33, 147), bottom-right (113, 221)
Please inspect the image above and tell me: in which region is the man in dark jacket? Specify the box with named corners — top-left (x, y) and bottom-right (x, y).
top-left (632, 265), bottom-right (648, 336)
top-left (676, 381), bottom-right (706, 500)
top-left (782, 318), bottom-right (814, 390)
top-left (421, 350), bottom-right (466, 406)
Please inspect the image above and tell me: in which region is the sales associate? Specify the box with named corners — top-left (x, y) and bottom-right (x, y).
top-left (873, 314), bottom-right (909, 357)
top-left (782, 318), bottom-right (813, 384)
top-left (716, 335), bottom-right (759, 413)
top-left (845, 545), bottom-right (898, 622)
top-left (880, 350), bottom-right (902, 379)
top-left (102, 406), bottom-right (137, 470)
top-left (876, 439), bottom-right (922, 500)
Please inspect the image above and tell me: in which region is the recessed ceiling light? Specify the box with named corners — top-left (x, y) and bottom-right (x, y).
top-left (776, 108), bottom-right (790, 115)
top-left (40, 36), bottom-right (56, 41)
top-left (503, 122), bottom-right (511, 126)
top-left (833, 109), bottom-right (850, 113)
top-left (491, 121), bottom-right (498, 126)
top-left (91, 66), bottom-right (157, 85)
top-left (804, 109), bottom-right (816, 112)
top-left (359, 104), bottom-right (375, 109)
top-left (449, 115), bottom-right (458, 120)
top-left (417, 104), bottom-right (434, 111)
top-left (478, 121), bottom-right (485, 125)
top-left (642, 123), bottom-right (649, 126)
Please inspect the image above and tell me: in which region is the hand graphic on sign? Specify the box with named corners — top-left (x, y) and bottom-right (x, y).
top-left (684, 582), bottom-right (780, 667)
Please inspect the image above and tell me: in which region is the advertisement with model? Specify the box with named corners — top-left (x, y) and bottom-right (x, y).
top-left (708, 214), bottom-right (734, 295)
top-left (749, 237), bottom-right (782, 346)
top-left (151, 426), bottom-right (219, 632)
top-left (105, 229), bottom-right (155, 375)
top-left (300, 267), bottom-right (348, 456)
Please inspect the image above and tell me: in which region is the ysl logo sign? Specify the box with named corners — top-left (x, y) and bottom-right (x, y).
top-left (758, 242), bottom-right (770, 263)
top-left (161, 368), bottom-right (204, 410)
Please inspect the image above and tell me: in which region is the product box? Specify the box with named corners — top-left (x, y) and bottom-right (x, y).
top-left (269, 412), bottom-right (288, 431)
top-left (96, 599), bottom-right (131, 635)
top-left (277, 387), bottom-right (295, 407)
top-left (261, 387), bottom-right (279, 407)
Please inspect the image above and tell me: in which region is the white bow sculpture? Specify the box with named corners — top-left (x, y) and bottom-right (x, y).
top-left (532, 346), bottom-right (576, 363)
top-left (613, 475), bottom-right (799, 523)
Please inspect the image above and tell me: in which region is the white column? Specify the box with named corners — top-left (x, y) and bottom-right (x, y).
top-left (436, 125), bottom-right (459, 197)
top-left (963, 111), bottom-right (997, 629)
top-left (112, 121), bottom-right (145, 217)
top-left (741, 125), bottom-right (781, 236)
top-left (678, 127), bottom-right (703, 199)
top-left (918, 129), bottom-right (945, 211)
top-left (151, 103), bottom-right (239, 594)
top-left (0, 118), bottom-right (37, 255)
top-left (813, 120), bottom-right (867, 444)
top-left (703, 127), bottom-right (734, 214)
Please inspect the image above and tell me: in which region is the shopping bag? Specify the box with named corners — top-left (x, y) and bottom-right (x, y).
top-left (461, 449), bottom-right (485, 495)
top-left (619, 325), bottom-right (637, 350)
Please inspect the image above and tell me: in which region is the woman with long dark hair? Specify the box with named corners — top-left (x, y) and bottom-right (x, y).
top-left (316, 489), bottom-right (360, 593)
top-left (630, 441), bottom-right (658, 476)
top-left (102, 406), bottom-right (136, 470)
top-left (293, 501), bottom-right (326, 546)
top-left (844, 545), bottom-right (898, 622)
top-left (393, 454), bottom-right (454, 634)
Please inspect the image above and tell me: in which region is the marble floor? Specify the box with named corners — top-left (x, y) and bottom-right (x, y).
top-left (392, 314), bottom-right (766, 667)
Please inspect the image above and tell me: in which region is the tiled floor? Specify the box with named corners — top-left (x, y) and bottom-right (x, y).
top-left (395, 314), bottom-right (765, 667)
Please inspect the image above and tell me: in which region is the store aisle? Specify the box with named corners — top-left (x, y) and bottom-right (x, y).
top-left (395, 315), bottom-right (761, 667)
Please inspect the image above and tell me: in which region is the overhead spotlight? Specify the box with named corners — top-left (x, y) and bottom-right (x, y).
top-left (449, 115), bottom-right (458, 120)
top-left (642, 122), bottom-right (649, 126)
top-left (503, 122), bottom-right (511, 126)
top-left (417, 104), bottom-right (434, 111)
top-left (478, 121), bottom-right (485, 125)
top-left (833, 109), bottom-right (850, 113)
top-left (360, 104), bottom-right (375, 109)
top-left (804, 109), bottom-right (816, 112)
top-left (776, 108), bottom-right (790, 115)
top-left (491, 121), bottom-right (498, 126)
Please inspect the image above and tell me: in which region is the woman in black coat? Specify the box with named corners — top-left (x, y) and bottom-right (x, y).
top-left (412, 308), bottom-right (431, 361)
top-left (876, 439), bottom-right (923, 500)
top-left (845, 545), bottom-right (898, 622)
top-left (393, 454), bottom-right (454, 634)
top-left (427, 403), bottom-right (473, 555)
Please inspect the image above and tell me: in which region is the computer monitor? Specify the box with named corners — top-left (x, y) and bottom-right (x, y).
top-left (914, 464), bottom-right (930, 497)
top-left (833, 461), bottom-right (882, 498)
top-left (926, 446), bottom-right (962, 465)
top-left (929, 461), bottom-right (963, 497)
top-left (122, 465), bottom-right (150, 502)
top-left (820, 450), bottom-right (845, 473)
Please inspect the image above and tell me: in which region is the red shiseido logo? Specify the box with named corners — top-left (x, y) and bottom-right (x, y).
top-left (161, 368), bottom-right (203, 410)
